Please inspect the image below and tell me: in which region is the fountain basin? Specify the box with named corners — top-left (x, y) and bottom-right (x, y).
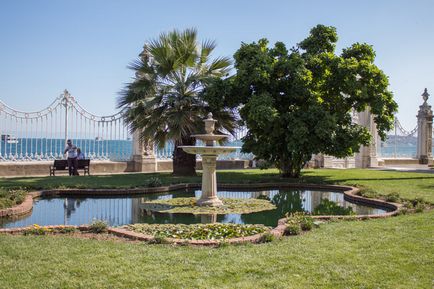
top-left (179, 146), bottom-right (238, 155)
top-left (0, 186), bottom-right (396, 229)
top-left (190, 134), bottom-right (229, 142)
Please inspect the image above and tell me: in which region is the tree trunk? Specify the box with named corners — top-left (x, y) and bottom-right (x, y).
top-left (173, 137), bottom-right (197, 176)
top-left (279, 156), bottom-right (302, 178)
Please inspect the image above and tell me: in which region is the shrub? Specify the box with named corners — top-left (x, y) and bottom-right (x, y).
top-left (258, 232), bottom-right (275, 243)
top-left (300, 218), bottom-right (313, 231)
top-left (150, 234), bottom-right (170, 244)
top-left (286, 212), bottom-right (314, 231)
top-left (23, 224), bottom-right (51, 236)
top-left (385, 192), bottom-right (400, 203)
top-left (411, 197), bottom-right (426, 207)
top-left (0, 188), bottom-right (27, 209)
top-left (357, 188), bottom-right (379, 199)
top-left (415, 204), bottom-right (425, 213)
top-left (284, 224), bottom-right (301, 236)
top-left (398, 207), bottom-right (408, 215)
top-left (146, 177), bottom-right (163, 188)
top-left (88, 219), bottom-right (108, 233)
top-left (56, 226), bottom-right (77, 234)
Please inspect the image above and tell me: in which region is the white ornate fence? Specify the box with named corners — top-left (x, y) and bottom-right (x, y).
top-left (378, 117), bottom-right (419, 158)
top-left (2, 90), bottom-right (430, 163)
top-left (0, 90), bottom-right (131, 161)
top-left (0, 90), bottom-right (253, 162)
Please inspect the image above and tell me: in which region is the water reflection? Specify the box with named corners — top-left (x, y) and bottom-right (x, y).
top-left (0, 189), bottom-right (388, 228)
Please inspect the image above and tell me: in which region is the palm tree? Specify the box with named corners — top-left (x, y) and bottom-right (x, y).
top-left (118, 28), bottom-right (236, 176)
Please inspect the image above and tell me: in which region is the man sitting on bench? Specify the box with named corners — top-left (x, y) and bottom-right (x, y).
top-left (64, 139), bottom-right (78, 176)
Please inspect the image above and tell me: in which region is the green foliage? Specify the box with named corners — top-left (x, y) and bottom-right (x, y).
top-left (216, 24), bottom-right (397, 177)
top-left (284, 224), bottom-right (301, 236)
top-left (402, 197), bottom-right (430, 213)
top-left (313, 199), bottom-right (354, 216)
top-left (118, 28), bottom-right (236, 176)
top-left (0, 188), bottom-right (27, 209)
top-left (88, 220), bottom-right (108, 234)
top-left (22, 225), bottom-right (77, 236)
top-left (357, 187), bottom-right (379, 199)
top-left (149, 234), bottom-right (170, 244)
top-left (286, 212), bottom-right (314, 231)
top-left (55, 226), bottom-right (77, 234)
top-left (140, 197), bottom-right (276, 214)
top-left (145, 177), bottom-right (162, 188)
top-left (127, 223), bottom-right (268, 240)
top-left (385, 192), bottom-right (401, 202)
top-left (23, 224), bottom-right (51, 236)
top-left (258, 232), bottom-right (275, 243)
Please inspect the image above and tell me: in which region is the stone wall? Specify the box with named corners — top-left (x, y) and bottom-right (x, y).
top-left (0, 159), bottom-right (250, 177)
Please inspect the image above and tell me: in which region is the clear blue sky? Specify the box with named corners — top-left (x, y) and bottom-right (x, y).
top-left (1, 0), bottom-right (433, 130)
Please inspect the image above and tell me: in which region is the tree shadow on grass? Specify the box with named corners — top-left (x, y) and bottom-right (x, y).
top-left (2, 169), bottom-right (434, 190)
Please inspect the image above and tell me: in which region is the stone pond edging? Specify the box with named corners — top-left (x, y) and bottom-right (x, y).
top-left (0, 183), bottom-right (401, 245)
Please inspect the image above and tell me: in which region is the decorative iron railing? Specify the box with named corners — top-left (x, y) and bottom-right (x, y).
top-left (0, 90), bottom-right (132, 161)
top-left (377, 117), bottom-right (422, 158)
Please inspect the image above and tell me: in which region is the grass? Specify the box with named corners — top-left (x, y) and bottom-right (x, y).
top-left (0, 211), bottom-right (432, 288)
top-left (0, 168), bottom-right (433, 288)
top-left (1, 168), bottom-right (434, 202)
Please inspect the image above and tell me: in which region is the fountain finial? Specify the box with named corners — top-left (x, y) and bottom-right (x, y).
top-left (204, 112), bottom-right (217, 135)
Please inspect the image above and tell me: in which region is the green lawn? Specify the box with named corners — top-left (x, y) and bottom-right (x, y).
top-left (0, 211), bottom-right (432, 289)
top-left (2, 168), bottom-right (434, 202)
top-left (0, 168), bottom-right (433, 288)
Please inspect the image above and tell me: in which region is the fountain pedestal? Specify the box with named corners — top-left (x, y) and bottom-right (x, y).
top-left (197, 155), bottom-right (222, 206)
top-left (180, 113), bottom-right (239, 207)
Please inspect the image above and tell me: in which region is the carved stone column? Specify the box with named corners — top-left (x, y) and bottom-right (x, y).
top-left (355, 109), bottom-right (378, 168)
top-left (132, 129), bottom-right (157, 172)
top-left (196, 155), bottom-right (223, 206)
top-left (416, 88), bottom-right (433, 165)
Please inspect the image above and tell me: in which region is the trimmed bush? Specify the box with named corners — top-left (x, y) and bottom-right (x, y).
top-left (88, 220), bottom-right (108, 234)
top-left (284, 224), bottom-right (301, 236)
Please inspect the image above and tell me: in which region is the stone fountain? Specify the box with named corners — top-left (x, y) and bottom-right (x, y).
top-left (180, 113), bottom-right (238, 207)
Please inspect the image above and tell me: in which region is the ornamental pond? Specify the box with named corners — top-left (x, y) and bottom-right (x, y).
top-left (0, 188), bottom-right (389, 229)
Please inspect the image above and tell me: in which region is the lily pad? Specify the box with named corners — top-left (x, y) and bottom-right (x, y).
top-left (140, 197), bottom-right (276, 214)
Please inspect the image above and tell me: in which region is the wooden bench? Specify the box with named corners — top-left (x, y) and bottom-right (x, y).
top-left (49, 159), bottom-right (90, 176)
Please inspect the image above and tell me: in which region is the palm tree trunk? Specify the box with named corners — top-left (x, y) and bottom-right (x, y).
top-left (173, 137), bottom-right (196, 176)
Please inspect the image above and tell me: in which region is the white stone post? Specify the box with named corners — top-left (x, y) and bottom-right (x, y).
top-left (355, 109), bottom-right (378, 168)
top-left (416, 88), bottom-right (433, 165)
top-left (132, 129), bottom-right (157, 172)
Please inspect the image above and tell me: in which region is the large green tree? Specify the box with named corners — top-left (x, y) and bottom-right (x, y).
top-left (118, 28), bottom-right (236, 176)
top-left (207, 25), bottom-right (397, 178)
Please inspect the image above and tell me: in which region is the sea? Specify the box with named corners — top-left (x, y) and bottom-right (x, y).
top-left (0, 137), bottom-right (432, 161)
top-left (0, 138), bottom-right (253, 161)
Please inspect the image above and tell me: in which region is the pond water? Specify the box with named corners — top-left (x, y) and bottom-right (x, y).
top-left (0, 189), bottom-right (388, 228)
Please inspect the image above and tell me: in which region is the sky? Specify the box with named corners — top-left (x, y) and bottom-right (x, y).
top-left (0, 0), bottom-right (433, 130)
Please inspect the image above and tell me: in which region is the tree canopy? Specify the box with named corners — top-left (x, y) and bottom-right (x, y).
top-left (118, 28), bottom-right (236, 175)
top-left (205, 24), bottom-right (398, 177)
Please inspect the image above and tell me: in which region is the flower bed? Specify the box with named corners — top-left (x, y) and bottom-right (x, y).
top-left (125, 223), bottom-right (269, 240)
top-left (140, 197), bottom-right (276, 214)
